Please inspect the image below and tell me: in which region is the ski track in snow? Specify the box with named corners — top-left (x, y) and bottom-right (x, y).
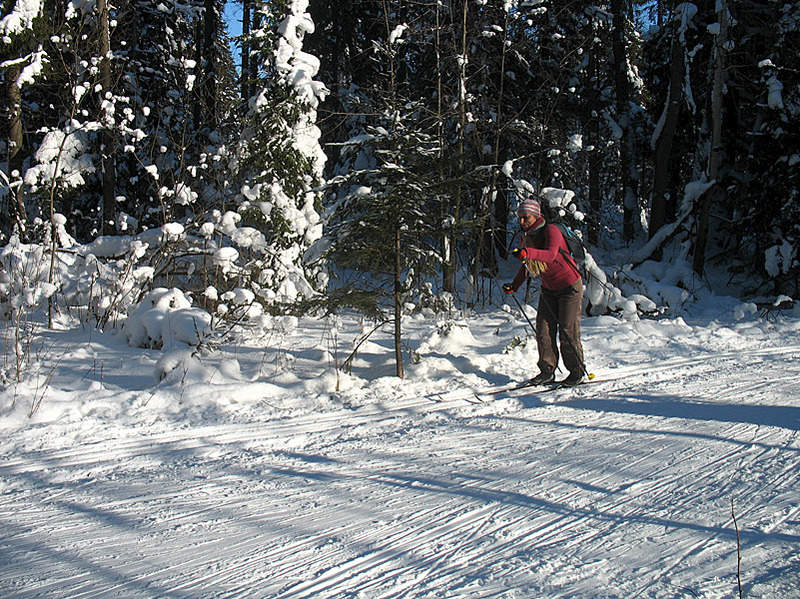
top-left (1, 330), bottom-right (800, 598)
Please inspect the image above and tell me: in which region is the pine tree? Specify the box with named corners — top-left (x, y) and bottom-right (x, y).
top-left (321, 5), bottom-right (450, 377)
top-left (718, 0), bottom-right (800, 293)
top-left (112, 0), bottom-right (209, 233)
top-left (15, 0), bottom-right (104, 239)
top-left (325, 110), bottom-right (446, 378)
top-left (230, 0), bottom-right (328, 306)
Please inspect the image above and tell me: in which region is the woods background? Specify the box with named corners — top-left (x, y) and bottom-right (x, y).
top-left (1, 0), bottom-right (798, 329)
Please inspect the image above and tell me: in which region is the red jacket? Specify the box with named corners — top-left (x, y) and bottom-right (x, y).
top-left (512, 223), bottom-right (581, 291)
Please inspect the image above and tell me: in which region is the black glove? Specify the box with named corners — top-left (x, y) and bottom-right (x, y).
top-left (502, 283), bottom-right (515, 295)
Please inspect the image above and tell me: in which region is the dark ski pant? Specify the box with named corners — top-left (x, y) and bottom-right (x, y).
top-left (536, 280), bottom-right (584, 375)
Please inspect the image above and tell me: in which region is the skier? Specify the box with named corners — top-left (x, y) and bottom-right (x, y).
top-left (502, 196), bottom-right (586, 386)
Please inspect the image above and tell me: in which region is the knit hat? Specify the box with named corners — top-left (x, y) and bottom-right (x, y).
top-left (516, 197), bottom-right (541, 219)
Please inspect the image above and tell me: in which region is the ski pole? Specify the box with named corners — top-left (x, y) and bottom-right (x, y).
top-left (510, 292), bottom-right (537, 337)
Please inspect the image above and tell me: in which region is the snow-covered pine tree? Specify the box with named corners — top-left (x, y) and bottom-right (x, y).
top-left (323, 109), bottom-right (445, 378)
top-left (17, 2), bottom-right (104, 238)
top-left (112, 0), bottom-right (210, 233)
top-left (718, 0), bottom-right (800, 294)
top-left (229, 0), bottom-right (328, 306)
top-left (636, 1), bottom-right (798, 294)
top-left (10, 0), bottom-right (199, 240)
top-left (321, 8), bottom-right (450, 378)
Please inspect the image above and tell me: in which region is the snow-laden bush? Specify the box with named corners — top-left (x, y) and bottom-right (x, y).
top-left (0, 219), bottom-right (157, 328)
top-left (0, 213), bottom-right (318, 344)
top-left (0, 236), bottom-right (58, 384)
top-left (60, 240), bottom-right (154, 327)
top-left (616, 260), bottom-right (694, 314)
top-left (197, 208), bottom-right (321, 308)
top-left (123, 287), bottom-right (211, 350)
top-left (0, 235), bottom-right (58, 320)
top-left (584, 254), bottom-right (661, 318)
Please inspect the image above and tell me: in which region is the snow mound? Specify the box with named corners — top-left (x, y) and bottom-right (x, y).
top-left (123, 288), bottom-right (211, 350)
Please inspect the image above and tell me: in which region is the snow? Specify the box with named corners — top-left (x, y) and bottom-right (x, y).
top-left (15, 46), bottom-right (47, 87)
top-left (0, 0), bottom-right (42, 40)
top-left (389, 24), bottom-right (408, 45)
top-left (23, 128), bottom-right (96, 190)
top-left (212, 246), bottom-right (239, 272)
top-left (144, 164), bottom-right (159, 180)
top-left (765, 241), bottom-right (794, 277)
top-left (160, 222), bottom-right (185, 240)
top-left (765, 75), bottom-right (785, 110)
top-left (2, 288), bottom-right (799, 598)
top-left (1, 3), bottom-right (798, 591)
top-left (122, 287), bottom-right (211, 350)
top-left (676, 3), bottom-right (698, 42)
top-left (274, 1), bottom-right (328, 112)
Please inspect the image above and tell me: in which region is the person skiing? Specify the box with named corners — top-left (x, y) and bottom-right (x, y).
top-left (502, 196), bottom-right (586, 386)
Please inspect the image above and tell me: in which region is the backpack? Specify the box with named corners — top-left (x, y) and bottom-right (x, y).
top-left (553, 223), bottom-right (586, 279)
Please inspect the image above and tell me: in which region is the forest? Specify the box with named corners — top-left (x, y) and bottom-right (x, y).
top-left (4, 5), bottom-right (800, 596)
top-left (1, 0), bottom-right (798, 376)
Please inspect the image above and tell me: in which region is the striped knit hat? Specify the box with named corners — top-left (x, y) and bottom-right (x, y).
top-left (516, 197), bottom-right (542, 219)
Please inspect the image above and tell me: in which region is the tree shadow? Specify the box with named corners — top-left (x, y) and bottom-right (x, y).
top-left (555, 392), bottom-right (800, 431)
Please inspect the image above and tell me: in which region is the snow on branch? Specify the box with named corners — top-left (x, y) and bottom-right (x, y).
top-left (0, 0), bottom-right (42, 41)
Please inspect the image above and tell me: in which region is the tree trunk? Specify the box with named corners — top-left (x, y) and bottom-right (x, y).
top-left (394, 226), bottom-right (404, 378)
top-left (587, 38), bottom-right (601, 245)
top-left (99, 0), bottom-right (116, 235)
top-left (198, 0), bottom-right (218, 129)
top-left (612, 0), bottom-right (638, 243)
top-left (491, 9), bottom-right (511, 262)
top-left (435, 3), bottom-right (456, 293)
top-left (250, 4), bottom-right (261, 86)
top-left (381, 0), bottom-right (403, 378)
top-left (453, 1), bottom-right (470, 296)
top-left (241, 0), bottom-right (251, 100)
top-left (588, 119), bottom-right (601, 244)
top-left (694, 0), bottom-right (728, 276)
top-left (650, 15), bottom-right (684, 240)
top-left (7, 65), bottom-right (27, 238)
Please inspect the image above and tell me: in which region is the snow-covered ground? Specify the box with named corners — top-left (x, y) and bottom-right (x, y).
top-left (1, 294), bottom-right (799, 598)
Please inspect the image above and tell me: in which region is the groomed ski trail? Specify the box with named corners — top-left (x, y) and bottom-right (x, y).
top-left (1, 347), bottom-right (799, 598)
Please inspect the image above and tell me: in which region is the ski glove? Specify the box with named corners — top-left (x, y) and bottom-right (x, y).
top-left (502, 283), bottom-right (515, 295)
top-left (514, 248), bottom-right (540, 261)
